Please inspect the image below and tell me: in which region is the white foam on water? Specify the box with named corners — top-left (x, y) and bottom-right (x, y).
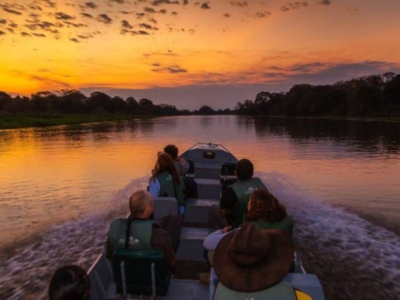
top-left (0, 177), bottom-right (148, 300)
top-left (258, 171), bottom-right (400, 296)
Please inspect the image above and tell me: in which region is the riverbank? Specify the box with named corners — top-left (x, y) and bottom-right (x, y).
top-left (0, 113), bottom-right (158, 130)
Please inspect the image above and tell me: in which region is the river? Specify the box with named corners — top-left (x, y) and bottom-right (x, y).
top-left (0, 116), bottom-right (399, 299)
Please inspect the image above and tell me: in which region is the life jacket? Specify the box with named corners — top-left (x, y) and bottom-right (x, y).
top-left (156, 171), bottom-right (185, 207)
top-left (213, 280), bottom-right (301, 300)
top-left (250, 215), bottom-right (294, 236)
top-left (108, 219), bottom-right (153, 252)
top-left (229, 177), bottom-right (267, 227)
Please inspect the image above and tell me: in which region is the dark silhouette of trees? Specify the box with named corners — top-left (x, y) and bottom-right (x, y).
top-left (235, 73), bottom-right (400, 117)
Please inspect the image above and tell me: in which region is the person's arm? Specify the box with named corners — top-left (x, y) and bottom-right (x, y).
top-left (219, 187), bottom-right (237, 217)
top-left (148, 178), bottom-right (161, 199)
top-left (203, 226), bottom-right (232, 250)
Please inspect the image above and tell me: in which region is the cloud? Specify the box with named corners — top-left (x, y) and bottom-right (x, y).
top-left (152, 64), bottom-right (188, 73)
top-left (139, 23), bottom-right (159, 30)
top-left (255, 11), bottom-right (271, 18)
top-left (32, 33), bottom-right (46, 37)
top-left (84, 2), bottom-right (97, 9)
top-left (21, 32), bottom-right (31, 36)
top-left (97, 14), bottom-right (113, 24)
top-left (121, 29), bottom-right (150, 35)
top-left (144, 7), bottom-right (156, 13)
top-left (230, 1), bottom-right (248, 7)
top-left (109, 0), bottom-right (125, 4)
top-left (200, 3), bottom-right (211, 9)
top-left (183, 0), bottom-right (189, 5)
top-left (81, 13), bottom-right (93, 18)
top-left (319, 0), bottom-right (331, 5)
top-left (0, 19), bottom-right (7, 25)
top-left (151, 0), bottom-right (179, 5)
top-left (64, 21), bottom-right (87, 28)
top-left (70, 37), bottom-right (80, 43)
top-left (121, 20), bottom-right (133, 29)
top-left (0, 30), bottom-right (6, 36)
top-left (280, 2), bottom-right (309, 12)
top-left (55, 12), bottom-right (75, 20)
top-left (171, 11), bottom-right (178, 15)
top-left (223, 13), bottom-right (230, 17)
top-left (27, 4), bottom-right (42, 10)
top-left (2, 7), bottom-right (23, 15)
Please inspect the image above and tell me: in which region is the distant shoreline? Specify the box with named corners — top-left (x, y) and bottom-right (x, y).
top-left (2, 113), bottom-right (400, 130)
top-left (0, 113), bottom-right (156, 130)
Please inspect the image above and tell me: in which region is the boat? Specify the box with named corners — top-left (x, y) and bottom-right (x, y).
top-left (88, 142), bottom-right (325, 299)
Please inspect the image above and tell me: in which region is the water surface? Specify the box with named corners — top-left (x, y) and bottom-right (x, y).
top-left (0, 116), bottom-right (399, 299)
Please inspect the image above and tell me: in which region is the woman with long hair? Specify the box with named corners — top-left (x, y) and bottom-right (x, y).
top-left (149, 152), bottom-right (186, 214)
top-left (204, 189), bottom-right (293, 265)
top-left (246, 189), bottom-right (293, 235)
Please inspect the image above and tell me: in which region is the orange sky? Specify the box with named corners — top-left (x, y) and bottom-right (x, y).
top-left (0, 0), bottom-right (399, 109)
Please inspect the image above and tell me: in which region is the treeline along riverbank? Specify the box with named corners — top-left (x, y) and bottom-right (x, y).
top-left (1, 72), bottom-right (400, 129)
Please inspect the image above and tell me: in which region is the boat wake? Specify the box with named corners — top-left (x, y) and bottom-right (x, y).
top-left (1, 174), bottom-right (399, 300)
top-left (259, 172), bottom-right (400, 300)
top-left (0, 177), bottom-right (148, 300)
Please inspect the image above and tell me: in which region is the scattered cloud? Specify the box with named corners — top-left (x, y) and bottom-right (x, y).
top-left (21, 32), bottom-right (31, 36)
top-left (0, 19), bottom-right (7, 25)
top-left (151, 0), bottom-right (179, 5)
top-left (256, 11), bottom-right (271, 18)
top-left (84, 2), bottom-right (97, 9)
top-left (152, 64), bottom-right (188, 73)
top-left (70, 37), bottom-right (80, 43)
top-left (200, 3), bottom-right (211, 9)
top-left (280, 2), bottom-right (308, 12)
top-left (64, 21), bottom-right (87, 28)
top-left (32, 33), bottom-right (46, 37)
top-left (2, 7), bottom-right (23, 15)
top-left (55, 12), bottom-right (75, 20)
top-left (223, 13), bottom-right (230, 17)
top-left (121, 20), bottom-right (133, 29)
top-left (230, 1), bottom-right (248, 8)
top-left (109, 0), bottom-right (126, 4)
top-left (121, 29), bottom-right (150, 35)
top-left (183, 0), bottom-right (189, 5)
top-left (0, 30), bottom-right (6, 35)
top-left (97, 14), bottom-right (113, 24)
top-left (319, 0), bottom-right (331, 5)
top-left (81, 13), bottom-right (93, 18)
top-left (139, 23), bottom-right (159, 30)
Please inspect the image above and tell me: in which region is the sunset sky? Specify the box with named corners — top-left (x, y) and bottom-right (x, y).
top-left (1, 0), bottom-right (399, 109)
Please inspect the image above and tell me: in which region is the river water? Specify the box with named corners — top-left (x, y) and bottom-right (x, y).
top-left (0, 116), bottom-right (399, 299)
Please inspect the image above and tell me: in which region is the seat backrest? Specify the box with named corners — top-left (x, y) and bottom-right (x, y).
top-left (186, 159), bottom-right (195, 177)
top-left (220, 162), bottom-right (236, 183)
top-left (112, 248), bottom-right (171, 297)
top-left (153, 197), bottom-right (179, 221)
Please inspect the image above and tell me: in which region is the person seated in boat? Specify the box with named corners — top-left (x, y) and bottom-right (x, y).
top-left (106, 190), bottom-right (178, 271)
top-left (49, 265), bottom-right (90, 300)
top-left (149, 152), bottom-right (186, 215)
top-left (209, 158), bottom-right (267, 229)
top-left (212, 223), bottom-right (310, 300)
top-left (204, 189), bottom-right (292, 266)
top-left (163, 144), bottom-right (189, 176)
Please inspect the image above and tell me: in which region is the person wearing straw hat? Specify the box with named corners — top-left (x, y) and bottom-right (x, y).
top-left (212, 223), bottom-right (310, 299)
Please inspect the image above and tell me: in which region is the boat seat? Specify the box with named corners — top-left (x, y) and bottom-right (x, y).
top-left (112, 248), bottom-right (171, 298)
top-left (153, 197), bottom-right (179, 221)
top-left (185, 159), bottom-right (195, 178)
top-left (220, 162), bottom-right (236, 182)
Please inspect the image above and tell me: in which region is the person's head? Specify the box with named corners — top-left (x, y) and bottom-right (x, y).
top-left (163, 145), bottom-right (179, 160)
top-left (247, 189), bottom-right (287, 223)
top-left (213, 223), bottom-right (294, 292)
top-left (235, 158), bottom-right (253, 181)
top-left (49, 265), bottom-right (90, 300)
top-left (151, 152), bottom-right (181, 184)
top-left (129, 190), bottom-right (154, 218)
